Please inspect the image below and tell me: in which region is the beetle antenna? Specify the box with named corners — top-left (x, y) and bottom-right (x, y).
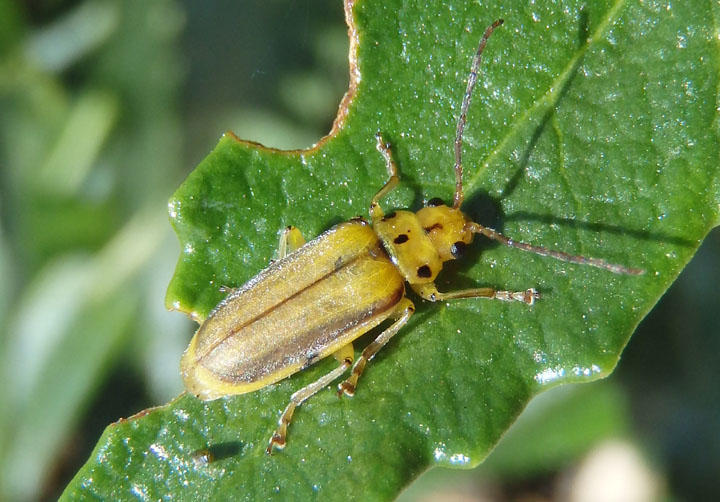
top-left (466, 222), bottom-right (645, 275)
top-left (453, 18), bottom-right (504, 210)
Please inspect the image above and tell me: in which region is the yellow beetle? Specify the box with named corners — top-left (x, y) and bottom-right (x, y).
top-left (180, 20), bottom-right (642, 454)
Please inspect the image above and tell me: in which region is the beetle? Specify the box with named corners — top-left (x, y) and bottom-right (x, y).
top-left (180, 19), bottom-right (643, 454)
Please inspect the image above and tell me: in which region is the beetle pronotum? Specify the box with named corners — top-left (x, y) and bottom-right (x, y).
top-left (180, 19), bottom-right (643, 454)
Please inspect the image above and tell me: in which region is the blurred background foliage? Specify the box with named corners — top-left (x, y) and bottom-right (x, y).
top-left (0, 0), bottom-right (717, 500)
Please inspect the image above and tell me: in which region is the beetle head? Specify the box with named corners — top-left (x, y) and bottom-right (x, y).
top-left (415, 201), bottom-right (473, 262)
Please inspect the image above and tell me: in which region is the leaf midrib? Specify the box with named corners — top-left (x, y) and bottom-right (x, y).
top-left (468, 0), bottom-right (628, 196)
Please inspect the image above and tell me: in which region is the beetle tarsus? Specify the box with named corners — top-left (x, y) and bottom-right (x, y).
top-left (494, 288), bottom-right (540, 305)
top-left (266, 433), bottom-right (286, 455)
top-left (337, 380), bottom-right (356, 398)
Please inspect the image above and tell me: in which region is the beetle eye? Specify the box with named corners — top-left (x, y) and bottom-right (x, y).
top-left (426, 197), bottom-right (445, 207)
top-left (450, 241), bottom-right (466, 259)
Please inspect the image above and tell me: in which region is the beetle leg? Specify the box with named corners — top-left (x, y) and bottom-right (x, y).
top-left (277, 226), bottom-right (306, 259)
top-left (411, 282), bottom-right (539, 305)
top-left (266, 353), bottom-right (352, 454)
top-left (369, 133), bottom-right (400, 222)
top-left (338, 297), bottom-right (415, 397)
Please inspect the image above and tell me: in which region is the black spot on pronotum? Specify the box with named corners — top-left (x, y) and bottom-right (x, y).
top-left (423, 223), bottom-right (443, 233)
top-left (417, 265), bottom-right (432, 278)
top-left (450, 241), bottom-right (466, 259)
top-left (427, 197), bottom-right (445, 207)
top-left (383, 211), bottom-right (397, 220)
top-left (394, 234), bottom-right (409, 244)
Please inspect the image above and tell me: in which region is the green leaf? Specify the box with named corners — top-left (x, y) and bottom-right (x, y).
top-left (398, 381), bottom-right (631, 498)
top-left (64, 0), bottom-right (719, 500)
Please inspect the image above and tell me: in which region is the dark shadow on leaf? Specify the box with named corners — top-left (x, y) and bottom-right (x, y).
top-left (191, 441), bottom-right (245, 466)
top-left (459, 12), bottom-right (694, 254)
top-left (405, 174), bottom-right (430, 212)
top-left (578, 6), bottom-right (590, 47)
top-left (320, 215), bottom-right (350, 230)
top-left (505, 211), bottom-right (695, 248)
top-left (499, 10), bottom-right (589, 201)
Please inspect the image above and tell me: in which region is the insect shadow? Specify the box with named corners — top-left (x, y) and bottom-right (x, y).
top-left (496, 10), bottom-right (692, 250)
top-left (190, 441), bottom-right (244, 465)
